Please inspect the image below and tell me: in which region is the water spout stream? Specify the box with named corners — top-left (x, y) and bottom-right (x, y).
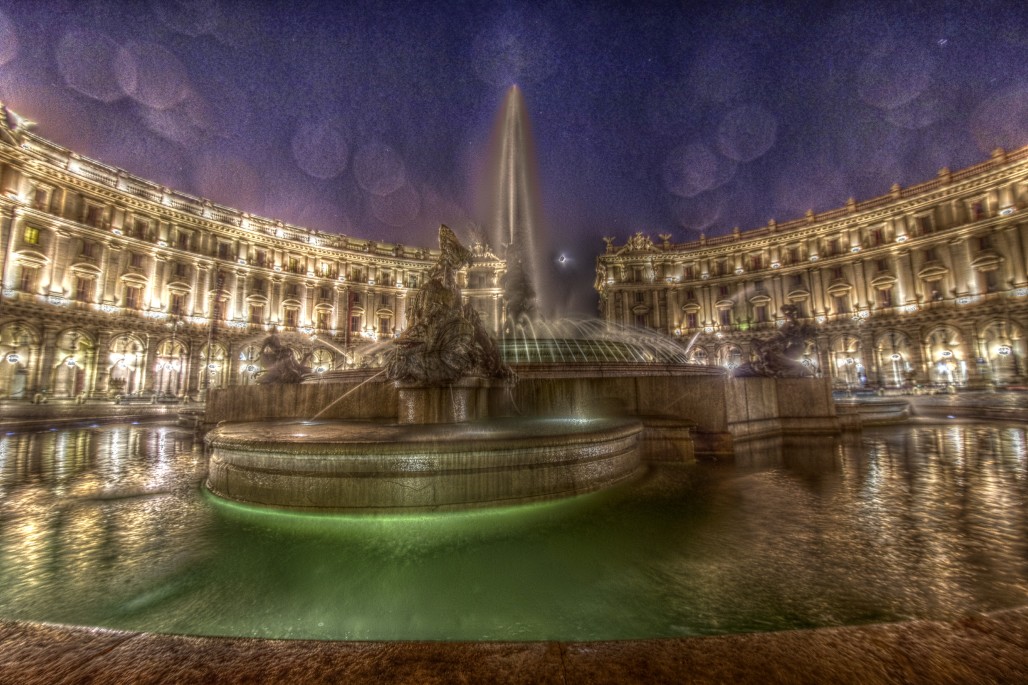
top-left (309, 369), bottom-right (386, 421)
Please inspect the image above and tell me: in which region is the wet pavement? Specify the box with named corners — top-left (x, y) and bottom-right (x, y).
top-left (1, 391), bottom-right (1027, 682)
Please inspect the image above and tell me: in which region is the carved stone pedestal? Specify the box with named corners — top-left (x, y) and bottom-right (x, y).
top-left (396, 378), bottom-right (498, 424)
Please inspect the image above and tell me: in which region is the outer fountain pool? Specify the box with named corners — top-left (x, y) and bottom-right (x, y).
top-left (0, 420), bottom-right (1026, 641)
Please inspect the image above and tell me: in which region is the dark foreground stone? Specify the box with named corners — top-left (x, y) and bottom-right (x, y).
top-left (2, 608), bottom-right (1027, 684)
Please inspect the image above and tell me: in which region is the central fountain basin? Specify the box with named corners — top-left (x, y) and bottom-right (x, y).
top-left (206, 417), bottom-right (644, 512)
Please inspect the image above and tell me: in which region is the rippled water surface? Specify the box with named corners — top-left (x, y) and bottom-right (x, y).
top-left (1, 421), bottom-right (1026, 640)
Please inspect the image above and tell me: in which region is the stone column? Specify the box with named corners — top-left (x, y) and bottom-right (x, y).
top-left (1002, 225), bottom-right (1026, 285)
top-left (893, 250), bottom-right (913, 303)
top-left (47, 230), bottom-right (69, 295)
top-left (271, 277), bottom-right (283, 324)
top-left (102, 243), bottom-right (123, 304)
top-left (947, 238), bottom-right (972, 294)
top-left (811, 268), bottom-right (826, 315)
top-left (90, 331), bottom-right (113, 398)
top-left (141, 333), bottom-right (158, 394)
top-left (185, 335), bottom-right (202, 399)
top-left (851, 259), bottom-right (868, 309)
top-left (1, 208), bottom-right (18, 292)
top-left (36, 325), bottom-right (59, 396)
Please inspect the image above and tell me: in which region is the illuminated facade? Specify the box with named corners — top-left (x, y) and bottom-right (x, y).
top-left (0, 103), bottom-right (505, 400)
top-left (597, 146), bottom-right (1028, 390)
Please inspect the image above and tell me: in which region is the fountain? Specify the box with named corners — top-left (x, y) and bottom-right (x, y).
top-left (205, 224), bottom-right (648, 511)
top-left (204, 86), bottom-right (839, 512)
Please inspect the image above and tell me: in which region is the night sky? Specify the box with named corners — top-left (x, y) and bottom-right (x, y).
top-left (1, 0), bottom-right (1027, 313)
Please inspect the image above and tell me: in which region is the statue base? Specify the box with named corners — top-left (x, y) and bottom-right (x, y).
top-left (396, 378), bottom-right (502, 424)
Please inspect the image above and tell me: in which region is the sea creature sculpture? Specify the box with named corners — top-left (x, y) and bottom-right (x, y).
top-left (255, 331), bottom-right (311, 384)
top-left (734, 304), bottom-right (816, 378)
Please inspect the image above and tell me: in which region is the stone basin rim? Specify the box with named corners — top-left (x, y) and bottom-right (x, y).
top-left (205, 417), bottom-right (646, 453)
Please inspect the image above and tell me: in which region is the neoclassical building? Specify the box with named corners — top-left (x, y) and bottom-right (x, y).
top-left (0, 103), bottom-right (505, 400)
top-left (597, 146), bottom-right (1028, 390)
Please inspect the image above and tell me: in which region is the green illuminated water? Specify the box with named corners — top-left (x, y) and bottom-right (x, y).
top-left (0, 421), bottom-right (1026, 640)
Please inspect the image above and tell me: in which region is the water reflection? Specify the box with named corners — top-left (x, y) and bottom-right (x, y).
top-left (0, 422), bottom-right (1025, 640)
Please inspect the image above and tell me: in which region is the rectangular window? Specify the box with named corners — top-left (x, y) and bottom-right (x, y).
top-left (174, 262), bottom-right (188, 278)
top-left (255, 250), bottom-right (267, 267)
top-left (319, 286), bottom-right (331, 300)
top-left (684, 289), bottom-right (695, 301)
top-left (831, 267), bottom-right (844, 280)
top-left (284, 308), bottom-right (299, 327)
top-left (315, 310), bottom-right (330, 329)
top-left (833, 294), bottom-right (849, 314)
top-left (979, 235), bottom-right (993, 250)
top-left (718, 286), bottom-right (730, 298)
top-left (686, 312), bottom-right (698, 329)
top-left (85, 204), bottom-right (102, 227)
top-left (634, 314), bottom-right (647, 327)
top-left (984, 270), bottom-right (1000, 293)
top-left (718, 309), bottom-right (732, 326)
top-left (176, 230), bottom-right (190, 249)
top-left (924, 247), bottom-right (938, 262)
top-left (33, 187), bottom-right (49, 211)
top-left (22, 226), bottom-right (40, 245)
top-left (916, 214), bottom-right (934, 234)
top-left (407, 274), bottom-right (419, 289)
top-left (790, 274), bottom-right (804, 289)
top-left (788, 246), bottom-right (800, 264)
top-left (133, 218), bottom-right (148, 238)
top-left (792, 301), bottom-right (806, 318)
top-left (217, 243), bottom-right (231, 260)
top-left (17, 264), bottom-right (38, 292)
top-left (249, 304), bottom-right (264, 324)
top-left (684, 265), bottom-right (695, 280)
top-left (124, 285), bottom-right (141, 310)
top-left (288, 257), bottom-right (301, 273)
top-left (876, 258), bottom-right (889, 272)
top-left (169, 292), bottom-right (185, 315)
top-left (350, 315), bottom-right (361, 333)
top-left (378, 317), bottom-right (391, 335)
top-left (80, 240), bottom-right (98, 259)
top-left (130, 252), bottom-right (144, 268)
top-left (878, 288), bottom-right (893, 308)
top-left (634, 291), bottom-right (645, 303)
top-left (74, 276), bottom-right (92, 303)
top-left (754, 305), bottom-right (768, 323)
top-left (252, 278), bottom-right (266, 294)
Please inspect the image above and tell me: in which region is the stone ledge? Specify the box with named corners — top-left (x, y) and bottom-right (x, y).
top-left (2, 608), bottom-right (1027, 684)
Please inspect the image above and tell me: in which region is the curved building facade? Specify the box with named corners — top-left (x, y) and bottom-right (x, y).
top-left (597, 147), bottom-right (1028, 390)
top-left (0, 103), bottom-right (505, 400)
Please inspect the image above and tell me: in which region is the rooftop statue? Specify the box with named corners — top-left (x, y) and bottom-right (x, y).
top-left (734, 304), bottom-right (817, 378)
top-left (386, 225), bottom-right (513, 386)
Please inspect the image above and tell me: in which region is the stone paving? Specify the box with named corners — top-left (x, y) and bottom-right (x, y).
top-left (1, 609), bottom-right (1027, 684)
